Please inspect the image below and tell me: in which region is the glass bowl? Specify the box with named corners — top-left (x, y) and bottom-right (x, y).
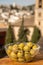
top-left (5, 42), bottom-right (40, 62)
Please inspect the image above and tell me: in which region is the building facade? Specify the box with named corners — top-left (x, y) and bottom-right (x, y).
top-left (35, 0), bottom-right (43, 36)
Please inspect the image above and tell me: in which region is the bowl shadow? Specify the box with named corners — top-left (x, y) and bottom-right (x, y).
top-left (31, 50), bottom-right (43, 63)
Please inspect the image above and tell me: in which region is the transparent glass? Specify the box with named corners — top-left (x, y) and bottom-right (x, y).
top-left (5, 43), bottom-right (40, 62)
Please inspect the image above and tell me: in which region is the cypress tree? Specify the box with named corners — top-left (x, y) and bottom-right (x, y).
top-left (31, 26), bottom-right (41, 43)
top-left (18, 17), bottom-right (29, 42)
top-left (5, 24), bottom-right (16, 44)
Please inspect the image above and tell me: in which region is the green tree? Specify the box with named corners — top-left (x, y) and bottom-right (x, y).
top-left (5, 24), bottom-right (16, 44)
top-left (31, 26), bottom-right (41, 43)
top-left (18, 17), bottom-right (29, 42)
top-left (22, 29), bottom-right (29, 42)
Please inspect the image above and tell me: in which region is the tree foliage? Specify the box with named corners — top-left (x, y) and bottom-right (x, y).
top-left (5, 24), bottom-right (16, 44)
top-left (31, 26), bottom-right (41, 43)
top-left (18, 17), bottom-right (29, 42)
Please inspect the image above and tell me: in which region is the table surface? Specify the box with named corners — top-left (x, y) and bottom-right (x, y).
top-left (0, 51), bottom-right (43, 65)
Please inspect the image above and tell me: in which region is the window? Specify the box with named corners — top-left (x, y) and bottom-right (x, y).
top-left (39, 0), bottom-right (42, 8)
top-left (39, 22), bottom-right (40, 25)
top-left (39, 13), bottom-right (41, 16)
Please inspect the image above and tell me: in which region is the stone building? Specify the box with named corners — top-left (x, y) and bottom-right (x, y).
top-left (35, 0), bottom-right (43, 36)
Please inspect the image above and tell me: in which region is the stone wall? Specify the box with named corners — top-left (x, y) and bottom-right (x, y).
top-left (35, 0), bottom-right (43, 37)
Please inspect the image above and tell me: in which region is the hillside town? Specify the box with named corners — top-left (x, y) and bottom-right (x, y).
top-left (0, 3), bottom-right (34, 23)
top-left (0, 3), bottom-right (35, 42)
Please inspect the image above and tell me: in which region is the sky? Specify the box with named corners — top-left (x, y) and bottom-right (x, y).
top-left (0, 0), bottom-right (35, 6)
